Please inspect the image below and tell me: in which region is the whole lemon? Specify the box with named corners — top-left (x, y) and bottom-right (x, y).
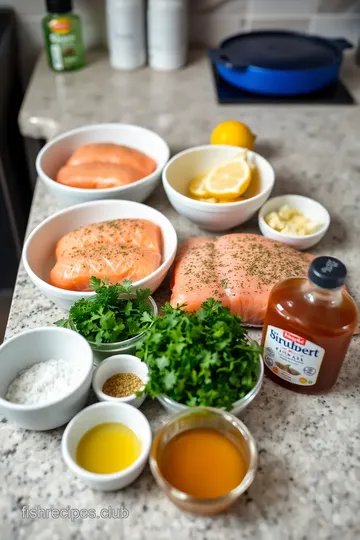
top-left (211, 120), bottom-right (256, 150)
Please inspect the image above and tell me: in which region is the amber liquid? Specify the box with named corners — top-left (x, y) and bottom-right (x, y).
top-left (262, 277), bottom-right (358, 394)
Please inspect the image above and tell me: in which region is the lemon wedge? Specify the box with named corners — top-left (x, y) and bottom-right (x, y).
top-left (188, 173), bottom-right (209, 198)
top-left (205, 154), bottom-right (251, 200)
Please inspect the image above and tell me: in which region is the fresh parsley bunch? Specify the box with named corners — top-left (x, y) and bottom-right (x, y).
top-left (56, 277), bottom-right (154, 344)
top-left (136, 299), bottom-right (261, 411)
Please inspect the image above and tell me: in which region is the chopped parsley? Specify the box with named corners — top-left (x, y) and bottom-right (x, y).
top-left (56, 277), bottom-right (154, 344)
top-left (136, 299), bottom-right (261, 410)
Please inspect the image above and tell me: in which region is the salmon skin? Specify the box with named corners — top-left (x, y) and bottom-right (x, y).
top-left (56, 143), bottom-right (157, 190)
top-left (55, 219), bottom-right (162, 260)
top-left (51, 218), bottom-right (162, 291)
top-left (170, 234), bottom-right (312, 326)
top-left (50, 244), bottom-right (161, 291)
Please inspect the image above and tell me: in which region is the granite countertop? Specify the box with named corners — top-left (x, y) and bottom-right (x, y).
top-left (1, 50), bottom-right (360, 540)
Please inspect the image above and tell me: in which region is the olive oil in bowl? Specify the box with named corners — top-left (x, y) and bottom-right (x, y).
top-left (76, 422), bottom-right (141, 474)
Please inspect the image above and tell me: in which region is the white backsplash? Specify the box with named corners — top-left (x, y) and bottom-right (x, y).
top-left (2, 0), bottom-right (360, 84)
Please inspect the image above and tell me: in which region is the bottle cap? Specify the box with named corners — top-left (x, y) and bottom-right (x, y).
top-left (308, 256), bottom-right (347, 289)
top-left (46, 0), bottom-right (72, 13)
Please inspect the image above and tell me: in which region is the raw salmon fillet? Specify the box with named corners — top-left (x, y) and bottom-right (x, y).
top-left (66, 143), bottom-right (156, 176)
top-left (171, 234), bottom-right (313, 325)
top-left (56, 162), bottom-right (146, 189)
top-left (55, 219), bottom-right (162, 260)
top-left (50, 244), bottom-right (161, 291)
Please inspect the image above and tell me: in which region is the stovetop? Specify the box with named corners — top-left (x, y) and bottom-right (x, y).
top-left (210, 62), bottom-right (355, 105)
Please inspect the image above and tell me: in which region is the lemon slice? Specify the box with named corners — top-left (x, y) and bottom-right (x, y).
top-left (205, 155), bottom-right (252, 200)
top-left (188, 173), bottom-right (209, 198)
top-left (218, 197), bottom-right (245, 204)
top-left (194, 196), bottom-right (219, 203)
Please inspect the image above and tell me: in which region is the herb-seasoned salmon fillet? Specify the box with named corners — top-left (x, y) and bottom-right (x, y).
top-left (50, 244), bottom-right (161, 291)
top-left (55, 219), bottom-right (162, 260)
top-left (170, 234), bottom-right (313, 325)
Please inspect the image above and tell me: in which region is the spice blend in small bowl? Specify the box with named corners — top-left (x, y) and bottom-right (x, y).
top-left (102, 373), bottom-right (143, 398)
top-left (92, 354), bottom-right (149, 409)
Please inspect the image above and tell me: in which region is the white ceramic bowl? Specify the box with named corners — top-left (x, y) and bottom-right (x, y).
top-left (258, 195), bottom-right (330, 250)
top-left (92, 355), bottom-right (149, 408)
top-left (162, 145), bottom-right (275, 232)
top-left (61, 401), bottom-right (152, 490)
top-left (36, 123), bottom-right (170, 208)
top-left (22, 199), bottom-right (177, 311)
top-left (157, 354), bottom-right (264, 417)
top-left (0, 327), bottom-right (93, 431)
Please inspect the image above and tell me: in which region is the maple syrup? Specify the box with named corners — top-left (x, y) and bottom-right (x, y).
top-left (262, 257), bottom-right (358, 393)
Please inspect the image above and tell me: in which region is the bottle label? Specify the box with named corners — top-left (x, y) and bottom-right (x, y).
top-left (47, 18), bottom-right (81, 71)
top-left (50, 18), bottom-right (72, 34)
top-left (263, 325), bottom-right (325, 386)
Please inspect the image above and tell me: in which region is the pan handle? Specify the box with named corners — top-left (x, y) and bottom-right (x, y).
top-left (331, 38), bottom-right (353, 51)
top-left (208, 49), bottom-right (247, 70)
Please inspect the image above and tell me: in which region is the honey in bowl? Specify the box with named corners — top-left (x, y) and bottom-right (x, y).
top-left (159, 427), bottom-right (247, 498)
top-left (76, 422), bottom-right (141, 474)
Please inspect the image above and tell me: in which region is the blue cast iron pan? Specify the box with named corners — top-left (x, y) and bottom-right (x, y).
top-left (209, 31), bottom-right (352, 96)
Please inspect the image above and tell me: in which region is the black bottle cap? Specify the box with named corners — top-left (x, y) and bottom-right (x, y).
top-left (46, 0), bottom-right (72, 14)
top-left (308, 256), bottom-right (347, 289)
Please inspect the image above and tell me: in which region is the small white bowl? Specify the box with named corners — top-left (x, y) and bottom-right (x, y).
top-left (92, 355), bottom-right (149, 408)
top-left (157, 354), bottom-right (264, 417)
top-left (162, 145), bottom-right (275, 232)
top-left (258, 195), bottom-right (330, 250)
top-left (22, 199), bottom-right (177, 311)
top-left (61, 401), bottom-right (152, 491)
top-left (36, 123), bottom-right (170, 208)
top-left (0, 327), bottom-right (93, 431)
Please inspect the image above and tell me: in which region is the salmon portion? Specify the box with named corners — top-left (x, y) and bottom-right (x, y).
top-left (171, 234), bottom-right (312, 325)
top-left (55, 219), bottom-right (162, 260)
top-left (56, 162), bottom-right (146, 189)
top-left (51, 218), bottom-right (163, 291)
top-left (170, 238), bottom-right (229, 311)
top-left (67, 143), bottom-right (156, 176)
top-left (50, 244), bottom-right (161, 291)
top-left (56, 143), bottom-right (157, 190)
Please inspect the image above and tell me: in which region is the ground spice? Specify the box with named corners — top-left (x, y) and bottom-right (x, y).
top-left (102, 372), bottom-right (143, 398)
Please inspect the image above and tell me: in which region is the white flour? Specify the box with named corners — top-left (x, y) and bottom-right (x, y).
top-left (5, 358), bottom-right (84, 405)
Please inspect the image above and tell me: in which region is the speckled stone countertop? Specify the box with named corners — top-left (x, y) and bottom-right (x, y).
top-left (1, 51), bottom-right (360, 540)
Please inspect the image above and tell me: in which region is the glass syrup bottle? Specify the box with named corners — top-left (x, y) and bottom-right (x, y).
top-left (262, 256), bottom-right (358, 393)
